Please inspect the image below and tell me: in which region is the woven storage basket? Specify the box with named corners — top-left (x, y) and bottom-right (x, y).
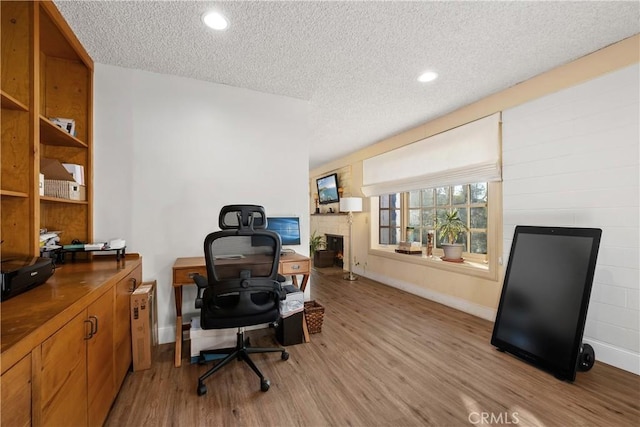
top-left (304, 301), bottom-right (325, 334)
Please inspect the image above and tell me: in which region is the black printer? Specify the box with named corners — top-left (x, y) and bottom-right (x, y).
top-left (1, 256), bottom-right (54, 302)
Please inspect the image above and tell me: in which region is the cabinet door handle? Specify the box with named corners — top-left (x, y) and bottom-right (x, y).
top-left (84, 319), bottom-right (93, 340)
top-left (89, 315), bottom-right (98, 335)
top-left (129, 277), bottom-right (137, 292)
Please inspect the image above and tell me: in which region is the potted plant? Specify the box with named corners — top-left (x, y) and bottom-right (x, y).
top-left (310, 231), bottom-right (335, 268)
top-left (310, 231), bottom-right (326, 256)
top-left (436, 209), bottom-right (469, 262)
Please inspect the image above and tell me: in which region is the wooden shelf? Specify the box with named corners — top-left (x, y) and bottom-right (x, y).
top-left (2, 1), bottom-right (93, 259)
top-left (1, 189), bottom-right (29, 198)
top-left (40, 196), bottom-right (88, 205)
top-left (1, 91), bottom-right (28, 111)
top-left (40, 116), bottom-right (87, 148)
top-left (311, 212), bottom-right (348, 216)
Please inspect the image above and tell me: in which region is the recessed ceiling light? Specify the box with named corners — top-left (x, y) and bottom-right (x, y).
top-left (418, 71), bottom-right (438, 83)
top-left (203, 11), bottom-right (228, 31)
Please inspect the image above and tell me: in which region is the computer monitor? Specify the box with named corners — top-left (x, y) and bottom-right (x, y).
top-left (266, 217), bottom-right (301, 246)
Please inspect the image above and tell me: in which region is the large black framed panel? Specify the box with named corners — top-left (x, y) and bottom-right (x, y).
top-left (491, 226), bottom-right (602, 381)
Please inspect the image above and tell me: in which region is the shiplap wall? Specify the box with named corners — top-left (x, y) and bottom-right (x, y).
top-left (502, 64), bottom-right (639, 374)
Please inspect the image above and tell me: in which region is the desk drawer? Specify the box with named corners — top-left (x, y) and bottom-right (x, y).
top-left (280, 260), bottom-right (310, 275)
top-left (173, 266), bottom-right (206, 285)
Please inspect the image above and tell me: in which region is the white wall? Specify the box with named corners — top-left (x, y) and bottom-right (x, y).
top-left (94, 64), bottom-right (310, 344)
top-left (502, 64), bottom-right (639, 374)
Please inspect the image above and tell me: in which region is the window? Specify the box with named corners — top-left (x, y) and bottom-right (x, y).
top-left (379, 193), bottom-right (401, 245)
top-left (379, 182), bottom-right (489, 259)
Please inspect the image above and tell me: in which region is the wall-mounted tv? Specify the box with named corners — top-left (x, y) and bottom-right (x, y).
top-left (266, 217), bottom-right (301, 246)
top-left (316, 173), bottom-right (339, 205)
top-left (491, 226), bottom-right (602, 382)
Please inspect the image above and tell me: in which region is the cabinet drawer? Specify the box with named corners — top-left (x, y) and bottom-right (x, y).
top-left (280, 260), bottom-right (310, 275)
top-left (173, 266), bottom-right (206, 285)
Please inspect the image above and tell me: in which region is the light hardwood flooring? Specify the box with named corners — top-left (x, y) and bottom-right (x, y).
top-left (106, 267), bottom-right (639, 426)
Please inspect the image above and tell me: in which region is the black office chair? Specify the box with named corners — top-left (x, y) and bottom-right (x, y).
top-left (193, 205), bottom-right (289, 396)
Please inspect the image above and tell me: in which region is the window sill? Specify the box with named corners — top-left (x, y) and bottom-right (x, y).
top-left (368, 247), bottom-right (498, 281)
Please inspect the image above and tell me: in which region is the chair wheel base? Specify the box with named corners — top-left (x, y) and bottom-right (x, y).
top-left (281, 351), bottom-right (289, 361)
top-left (197, 382), bottom-right (207, 396)
top-left (261, 379), bottom-right (270, 392)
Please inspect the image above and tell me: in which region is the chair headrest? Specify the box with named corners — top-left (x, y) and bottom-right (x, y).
top-left (219, 205), bottom-right (267, 230)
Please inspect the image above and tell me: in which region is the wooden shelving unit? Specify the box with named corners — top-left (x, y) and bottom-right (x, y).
top-left (1, 90), bottom-right (28, 111)
top-left (0, 189), bottom-right (29, 198)
top-left (1, 0), bottom-right (93, 256)
top-left (40, 116), bottom-right (88, 148)
top-left (40, 196), bottom-right (89, 205)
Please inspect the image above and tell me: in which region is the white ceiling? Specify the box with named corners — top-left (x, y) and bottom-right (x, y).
top-left (54, 1), bottom-right (639, 170)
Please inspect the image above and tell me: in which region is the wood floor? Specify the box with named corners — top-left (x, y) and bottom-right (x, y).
top-left (106, 267), bottom-right (640, 426)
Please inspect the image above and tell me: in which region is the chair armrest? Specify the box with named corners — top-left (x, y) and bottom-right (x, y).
top-left (193, 273), bottom-right (208, 309)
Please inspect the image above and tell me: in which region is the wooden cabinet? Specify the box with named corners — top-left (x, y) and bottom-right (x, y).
top-left (87, 289), bottom-right (116, 427)
top-left (1, 354), bottom-right (31, 427)
top-left (37, 288), bottom-right (114, 426)
top-left (38, 310), bottom-right (88, 426)
top-left (114, 265), bottom-right (142, 390)
top-left (2, 257), bottom-right (143, 427)
top-left (1, 0), bottom-right (93, 257)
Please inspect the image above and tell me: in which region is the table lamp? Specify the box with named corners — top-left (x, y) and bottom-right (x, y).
top-left (339, 197), bottom-right (363, 281)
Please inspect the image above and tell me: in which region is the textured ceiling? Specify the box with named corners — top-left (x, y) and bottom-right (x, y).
top-left (54, 1), bottom-right (639, 169)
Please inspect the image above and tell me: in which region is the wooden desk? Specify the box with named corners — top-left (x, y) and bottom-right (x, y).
top-left (172, 253), bottom-right (310, 367)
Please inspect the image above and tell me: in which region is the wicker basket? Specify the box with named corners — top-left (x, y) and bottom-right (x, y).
top-left (304, 300), bottom-right (325, 334)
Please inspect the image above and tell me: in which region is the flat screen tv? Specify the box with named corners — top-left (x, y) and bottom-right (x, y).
top-left (491, 226), bottom-right (602, 381)
top-left (316, 173), bottom-right (340, 205)
top-left (266, 217), bottom-right (301, 246)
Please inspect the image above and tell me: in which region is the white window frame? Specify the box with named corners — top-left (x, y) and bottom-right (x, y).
top-left (369, 182), bottom-right (501, 280)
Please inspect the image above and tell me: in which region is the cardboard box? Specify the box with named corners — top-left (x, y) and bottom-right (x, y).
top-left (130, 281), bottom-right (157, 371)
top-left (40, 158), bottom-right (86, 201)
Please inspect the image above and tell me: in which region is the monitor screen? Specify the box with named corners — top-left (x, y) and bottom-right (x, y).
top-left (266, 217), bottom-right (301, 246)
top-left (491, 226), bottom-right (601, 381)
top-left (316, 173), bottom-right (339, 205)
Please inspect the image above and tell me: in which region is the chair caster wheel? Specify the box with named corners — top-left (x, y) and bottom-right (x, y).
top-left (281, 351), bottom-right (289, 361)
top-left (261, 379), bottom-right (270, 392)
top-left (197, 383), bottom-right (207, 396)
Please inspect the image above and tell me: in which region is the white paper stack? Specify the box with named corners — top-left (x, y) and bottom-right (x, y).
top-left (62, 163), bottom-right (85, 185)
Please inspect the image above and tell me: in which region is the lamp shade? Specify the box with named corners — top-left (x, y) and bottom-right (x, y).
top-left (340, 197), bottom-right (362, 213)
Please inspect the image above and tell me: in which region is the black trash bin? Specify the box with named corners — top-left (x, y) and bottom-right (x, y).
top-left (276, 311), bottom-right (304, 346)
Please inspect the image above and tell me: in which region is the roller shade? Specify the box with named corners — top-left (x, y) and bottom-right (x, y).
top-left (362, 113), bottom-right (501, 197)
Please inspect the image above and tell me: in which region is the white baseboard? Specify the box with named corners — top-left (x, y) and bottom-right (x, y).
top-left (583, 338), bottom-right (640, 375)
top-left (360, 270), bottom-right (497, 321)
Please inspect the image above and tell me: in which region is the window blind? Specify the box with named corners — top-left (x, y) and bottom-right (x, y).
top-left (361, 113), bottom-right (501, 197)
